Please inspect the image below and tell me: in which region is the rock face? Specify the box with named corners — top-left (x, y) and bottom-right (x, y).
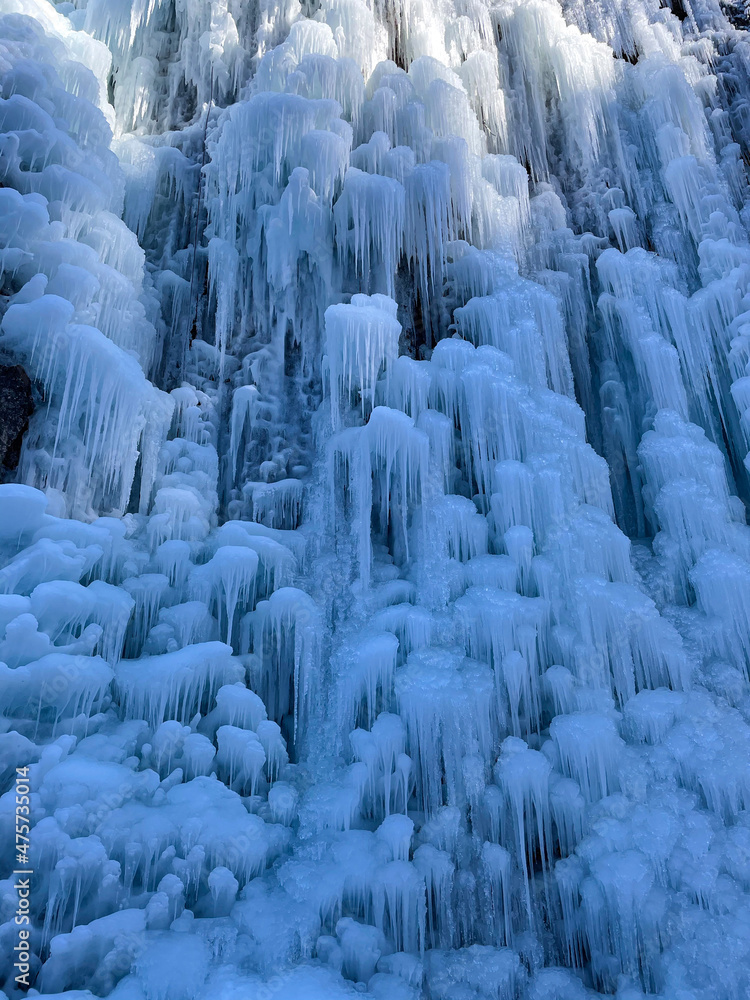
top-left (0, 365), bottom-right (33, 469)
top-left (723, 0), bottom-right (750, 29)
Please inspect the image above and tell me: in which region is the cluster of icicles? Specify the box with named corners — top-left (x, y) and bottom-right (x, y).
top-left (3, 0), bottom-right (750, 998)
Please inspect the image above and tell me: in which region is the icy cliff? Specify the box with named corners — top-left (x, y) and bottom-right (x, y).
top-left (2, 0), bottom-right (750, 997)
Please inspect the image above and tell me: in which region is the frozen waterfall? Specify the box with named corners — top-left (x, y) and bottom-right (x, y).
top-left (2, 0), bottom-right (750, 997)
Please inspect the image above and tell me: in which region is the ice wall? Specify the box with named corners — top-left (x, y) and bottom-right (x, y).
top-left (3, 0), bottom-right (750, 998)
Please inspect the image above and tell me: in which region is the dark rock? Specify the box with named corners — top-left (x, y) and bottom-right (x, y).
top-left (723, 0), bottom-right (750, 29)
top-left (0, 365), bottom-right (34, 469)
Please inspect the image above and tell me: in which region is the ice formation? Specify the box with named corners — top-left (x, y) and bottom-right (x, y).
top-left (3, 0), bottom-right (750, 998)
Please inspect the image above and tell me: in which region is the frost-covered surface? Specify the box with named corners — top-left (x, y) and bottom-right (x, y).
top-left (3, 0), bottom-right (750, 997)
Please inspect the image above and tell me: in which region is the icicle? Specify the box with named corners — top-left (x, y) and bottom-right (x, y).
top-left (371, 860), bottom-right (426, 956)
top-left (325, 295), bottom-right (401, 428)
top-left (229, 385), bottom-right (259, 485)
top-left (413, 843), bottom-right (455, 949)
top-left (396, 648), bottom-right (495, 816)
top-left (114, 642), bottom-right (242, 728)
top-left (248, 586), bottom-right (321, 736)
top-left (189, 547), bottom-right (259, 647)
top-left (480, 842), bottom-right (513, 947)
top-left (337, 632), bottom-right (399, 733)
top-left (494, 736), bottom-right (552, 919)
top-left (334, 168), bottom-right (405, 298)
top-left (549, 713), bottom-right (623, 803)
top-left (350, 711), bottom-right (409, 819)
top-left (690, 549), bottom-right (750, 676)
top-left (215, 725), bottom-right (266, 794)
top-left (205, 683), bottom-right (267, 735)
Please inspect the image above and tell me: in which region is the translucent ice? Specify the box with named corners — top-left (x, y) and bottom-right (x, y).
top-left (5, 1), bottom-right (750, 998)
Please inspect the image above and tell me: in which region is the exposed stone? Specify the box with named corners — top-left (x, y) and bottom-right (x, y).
top-left (0, 364), bottom-right (34, 469)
